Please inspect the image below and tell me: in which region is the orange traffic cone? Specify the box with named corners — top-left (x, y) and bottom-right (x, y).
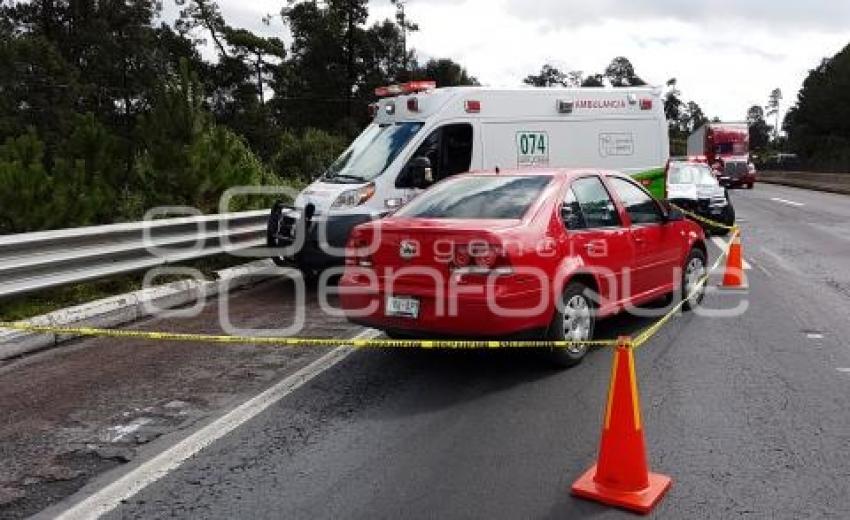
top-left (721, 228), bottom-right (747, 289)
top-left (571, 338), bottom-right (671, 514)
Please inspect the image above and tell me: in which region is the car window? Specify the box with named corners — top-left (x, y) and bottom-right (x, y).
top-left (323, 122), bottom-right (424, 183)
top-left (398, 123), bottom-right (474, 188)
top-left (570, 177), bottom-right (621, 228)
top-left (608, 177), bottom-right (665, 225)
top-left (669, 163), bottom-right (718, 186)
top-left (561, 188), bottom-right (587, 230)
top-left (395, 175), bottom-right (551, 219)
top-left (668, 163), bottom-right (698, 184)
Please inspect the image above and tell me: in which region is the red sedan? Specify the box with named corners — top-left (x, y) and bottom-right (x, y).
top-left (339, 169), bottom-right (707, 366)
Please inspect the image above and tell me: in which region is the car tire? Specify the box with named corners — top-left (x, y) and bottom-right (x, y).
top-left (682, 248), bottom-right (707, 311)
top-left (746, 183), bottom-right (754, 189)
top-left (544, 281), bottom-right (596, 368)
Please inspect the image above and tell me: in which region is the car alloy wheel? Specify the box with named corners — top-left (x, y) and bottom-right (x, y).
top-left (545, 281), bottom-right (596, 368)
top-left (562, 294), bottom-right (592, 350)
top-left (683, 251), bottom-right (707, 310)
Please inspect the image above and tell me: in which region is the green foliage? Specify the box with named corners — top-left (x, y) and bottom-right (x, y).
top-left (524, 57), bottom-right (645, 89)
top-left (604, 56), bottom-right (646, 87)
top-left (0, 115), bottom-right (127, 233)
top-left (785, 44), bottom-right (850, 171)
top-left (51, 113), bottom-right (125, 226)
top-left (272, 128), bottom-right (348, 182)
top-left (415, 58), bottom-right (479, 87)
top-left (0, 130), bottom-right (53, 233)
top-left (747, 105), bottom-right (772, 152)
top-left (135, 62), bottom-right (273, 213)
top-left (523, 64), bottom-right (571, 87)
top-left (0, 0), bottom-right (479, 234)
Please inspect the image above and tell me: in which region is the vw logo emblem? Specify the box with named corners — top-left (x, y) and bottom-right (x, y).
top-left (399, 239), bottom-right (419, 259)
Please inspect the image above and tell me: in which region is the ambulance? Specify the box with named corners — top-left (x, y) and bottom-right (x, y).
top-left (267, 81), bottom-right (670, 273)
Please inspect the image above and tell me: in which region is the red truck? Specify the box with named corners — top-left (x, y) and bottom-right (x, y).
top-left (687, 123), bottom-right (756, 189)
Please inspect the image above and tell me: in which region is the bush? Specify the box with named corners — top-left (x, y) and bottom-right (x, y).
top-left (271, 128), bottom-right (347, 182)
top-left (0, 130), bottom-right (54, 233)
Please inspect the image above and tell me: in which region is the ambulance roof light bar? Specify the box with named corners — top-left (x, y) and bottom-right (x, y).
top-left (374, 80), bottom-right (437, 98)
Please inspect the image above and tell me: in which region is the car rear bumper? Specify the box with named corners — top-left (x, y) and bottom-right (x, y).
top-left (339, 274), bottom-right (552, 337)
top-left (719, 174), bottom-right (756, 187)
top-left (669, 197), bottom-right (727, 218)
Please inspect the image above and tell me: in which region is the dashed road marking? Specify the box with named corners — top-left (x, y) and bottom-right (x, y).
top-left (52, 328), bottom-right (382, 520)
top-left (771, 197), bottom-right (805, 207)
top-left (837, 368), bottom-right (850, 373)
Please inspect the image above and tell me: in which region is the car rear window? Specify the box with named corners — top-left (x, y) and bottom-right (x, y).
top-left (669, 163), bottom-right (714, 184)
top-left (396, 175), bottom-right (552, 219)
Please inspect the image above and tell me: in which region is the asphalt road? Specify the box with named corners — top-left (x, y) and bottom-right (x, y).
top-left (21, 184), bottom-right (850, 519)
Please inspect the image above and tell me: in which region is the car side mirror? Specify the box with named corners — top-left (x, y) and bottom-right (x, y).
top-left (399, 156), bottom-right (433, 189)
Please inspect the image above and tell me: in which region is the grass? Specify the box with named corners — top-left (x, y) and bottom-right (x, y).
top-left (0, 254), bottom-right (260, 321)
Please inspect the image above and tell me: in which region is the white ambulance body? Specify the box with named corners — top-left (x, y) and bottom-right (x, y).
top-left (269, 82), bottom-right (670, 270)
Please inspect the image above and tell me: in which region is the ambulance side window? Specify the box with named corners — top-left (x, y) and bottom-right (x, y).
top-left (397, 123), bottom-right (473, 188)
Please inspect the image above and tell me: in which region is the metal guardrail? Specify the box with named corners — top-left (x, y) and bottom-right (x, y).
top-left (0, 210), bottom-right (269, 298)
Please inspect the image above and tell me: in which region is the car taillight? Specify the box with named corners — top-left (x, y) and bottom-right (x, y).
top-left (345, 235), bottom-right (373, 268)
top-left (451, 243), bottom-right (511, 275)
top-left (452, 247), bottom-right (471, 268)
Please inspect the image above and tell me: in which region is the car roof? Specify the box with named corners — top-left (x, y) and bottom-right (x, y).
top-left (462, 168), bottom-right (623, 180)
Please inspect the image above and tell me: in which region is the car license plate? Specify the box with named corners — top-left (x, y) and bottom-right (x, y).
top-left (386, 296), bottom-right (419, 318)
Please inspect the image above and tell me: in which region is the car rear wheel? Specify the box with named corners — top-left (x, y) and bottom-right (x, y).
top-left (544, 281), bottom-right (596, 368)
top-left (682, 248), bottom-right (707, 311)
top-left (746, 183), bottom-right (754, 189)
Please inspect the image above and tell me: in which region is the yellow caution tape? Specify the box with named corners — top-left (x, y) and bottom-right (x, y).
top-left (670, 203), bottom-right (739, 232)
top-left (632, 230), bottom-right (736, 349)
top-left (0, 228), bottom-right (744, 352)
top-left (0, 320), bottom-right (618, 349)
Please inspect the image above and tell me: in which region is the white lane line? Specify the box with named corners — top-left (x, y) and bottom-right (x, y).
top-left (771, 197), bottom-right (805, 207)
top-left (710, 236), bottom-right (751, 269)
top-left (55, 328), bottom-right (382, 520)
top-left (837, 368), bottom-right (850, 373)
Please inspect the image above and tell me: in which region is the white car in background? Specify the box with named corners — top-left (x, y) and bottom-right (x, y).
top-left (665, 157), bottom-right (735, 236)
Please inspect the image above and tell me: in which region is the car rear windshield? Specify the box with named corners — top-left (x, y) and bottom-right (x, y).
top-left (396, 175), bottom-right (552, 219)
top-left (669, 163), bottom-right (716, 185)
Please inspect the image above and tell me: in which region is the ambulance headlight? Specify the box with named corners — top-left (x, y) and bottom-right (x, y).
top-left (331, 182), bottom-right (376, 209)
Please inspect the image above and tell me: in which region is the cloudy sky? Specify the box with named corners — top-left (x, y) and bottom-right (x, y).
top-left (179, 0), bottom-right (850, 124)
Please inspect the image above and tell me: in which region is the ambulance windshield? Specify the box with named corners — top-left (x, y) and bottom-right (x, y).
top-left (322, 122), bottom-right (424, 183)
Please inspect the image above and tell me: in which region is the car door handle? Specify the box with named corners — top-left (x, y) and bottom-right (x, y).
top-left (583, 241), bottom-right (607, 256)
top-left (633, 234), bottom-right (646, 245)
